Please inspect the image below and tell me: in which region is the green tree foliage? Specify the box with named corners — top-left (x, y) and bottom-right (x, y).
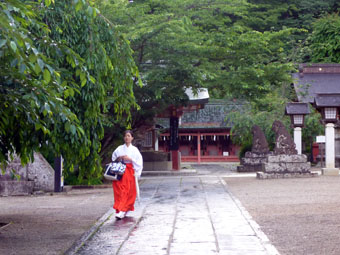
top-left (100, 0), bottom-right (205, 114)
top-left (245, 0), bottom-right (339, 63)
top-left (39, 1), bottom-right (139, 184)
top-left (246, 0), bottom-right (339, 32)
top-left (99, 0), bottom-right (296, 124)
top-left (0, 0), bottom-right (80, 167)
top-left (2, 0), bottom-right (333, 174)
top-left (308, 14), bottom-right (340, 63)
top-left (1, 0), bottom-right (139, 183)
top-left (98, 0), bottom-right (330, 158)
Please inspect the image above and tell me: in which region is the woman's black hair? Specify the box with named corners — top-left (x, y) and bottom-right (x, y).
top-left (124, 130), bottom-right (134, 137)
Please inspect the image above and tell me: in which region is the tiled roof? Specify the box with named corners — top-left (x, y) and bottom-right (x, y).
top-left (285, 102), bottom-right (310, 115)
top-left (156, 99), bottom-right (244, 129)
top-left (292, 64), bottom-right (340, 103)
top-left (314, 93), bottom-right (340, 107)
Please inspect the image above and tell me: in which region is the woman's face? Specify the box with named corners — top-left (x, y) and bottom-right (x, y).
top-left (124, 132), bottom-right (133, 144)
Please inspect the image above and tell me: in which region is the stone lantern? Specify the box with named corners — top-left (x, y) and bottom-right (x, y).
top-left (314, 93), bottom-right (340, 175)
top-left (285, 102), bottom-right (310, 154)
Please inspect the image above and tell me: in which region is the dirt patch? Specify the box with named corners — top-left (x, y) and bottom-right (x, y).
top-left (224, 176), bottom-right (340, 255)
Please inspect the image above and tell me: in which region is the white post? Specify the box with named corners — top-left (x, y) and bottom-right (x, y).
top-left (294, 127), bottom-right (302, 155)
top-left (155, 135), bottom-right (159, 151)
top-left (322, 123), bottom-right (339, 175)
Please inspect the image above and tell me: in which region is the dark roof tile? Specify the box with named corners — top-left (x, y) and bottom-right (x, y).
top-left (314, 93), bottom-right (340, 107)
top-left (293, 73), bottom-right (340, 103)
top-left (285, 102), bottom-right (310, 115)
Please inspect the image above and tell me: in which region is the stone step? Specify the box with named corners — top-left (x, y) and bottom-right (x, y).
top-left (257, 171), bottom-right (318, 179)
top-left (141, 169), bottom-right (197, 176)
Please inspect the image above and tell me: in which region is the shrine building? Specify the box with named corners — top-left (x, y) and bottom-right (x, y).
top-left (155, 99), bottom-right (241, 163)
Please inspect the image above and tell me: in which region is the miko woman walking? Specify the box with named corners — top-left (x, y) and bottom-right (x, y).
top-left (111, 130), bottom-right (143, 219)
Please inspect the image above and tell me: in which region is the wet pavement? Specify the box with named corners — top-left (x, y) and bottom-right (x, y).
top-left (67, 164), bottom-right (279, 255)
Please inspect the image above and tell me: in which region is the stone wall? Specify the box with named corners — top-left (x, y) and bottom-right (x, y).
top-left (0, 156), bottom-right (28, 181)
top-left (27, 153), bottom-right (54, 192)
top-left (0, 153), bottom-right (54, 196)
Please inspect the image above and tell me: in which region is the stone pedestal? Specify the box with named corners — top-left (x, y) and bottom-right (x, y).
top-left (321, 168), bottom-right (339, 176)
top-left (0, 181), bottom-right (35, 196)
top-left (257, 154), bottom-right (317, 179)
top-left (237, 152), bottom-right (270, 172)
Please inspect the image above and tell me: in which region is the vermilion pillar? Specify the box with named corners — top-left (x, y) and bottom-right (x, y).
top-left (171, 151), bottom-right (180, 170)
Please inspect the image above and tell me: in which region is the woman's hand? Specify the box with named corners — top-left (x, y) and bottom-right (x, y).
top-left (121, 155), bottom-right (132, 161)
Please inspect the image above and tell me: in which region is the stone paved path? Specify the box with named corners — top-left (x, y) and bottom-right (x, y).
top-left (70, 175), bottom-right (279, 255)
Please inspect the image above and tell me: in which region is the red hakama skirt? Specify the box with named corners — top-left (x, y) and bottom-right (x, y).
top-left (112, 163), bottom-right (136, 212)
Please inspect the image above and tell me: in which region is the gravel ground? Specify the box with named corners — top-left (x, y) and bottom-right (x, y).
top-left (224, 175), bottom-right (340, 255)
top-left (0, 187), bottom-right (113, 255)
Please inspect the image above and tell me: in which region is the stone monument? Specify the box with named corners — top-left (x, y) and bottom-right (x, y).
top-left (257, 120), bottom-right (317, 179)
top-left (237, 125), bottom-right (271, 172)
top-left (272, 120), bottom-right (297, 155)
top-left (0, 153), bottom-right (54, 196)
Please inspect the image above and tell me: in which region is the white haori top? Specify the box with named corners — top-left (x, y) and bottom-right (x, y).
top-left (112, 144), bottom-right (143, 177)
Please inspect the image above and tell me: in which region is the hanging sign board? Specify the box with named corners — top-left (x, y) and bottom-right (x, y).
top-left (316, 136), bottom-right (325, 143)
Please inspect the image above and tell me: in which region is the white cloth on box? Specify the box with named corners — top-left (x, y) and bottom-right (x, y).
top-left (112, 144), bottom-right (143, 177)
